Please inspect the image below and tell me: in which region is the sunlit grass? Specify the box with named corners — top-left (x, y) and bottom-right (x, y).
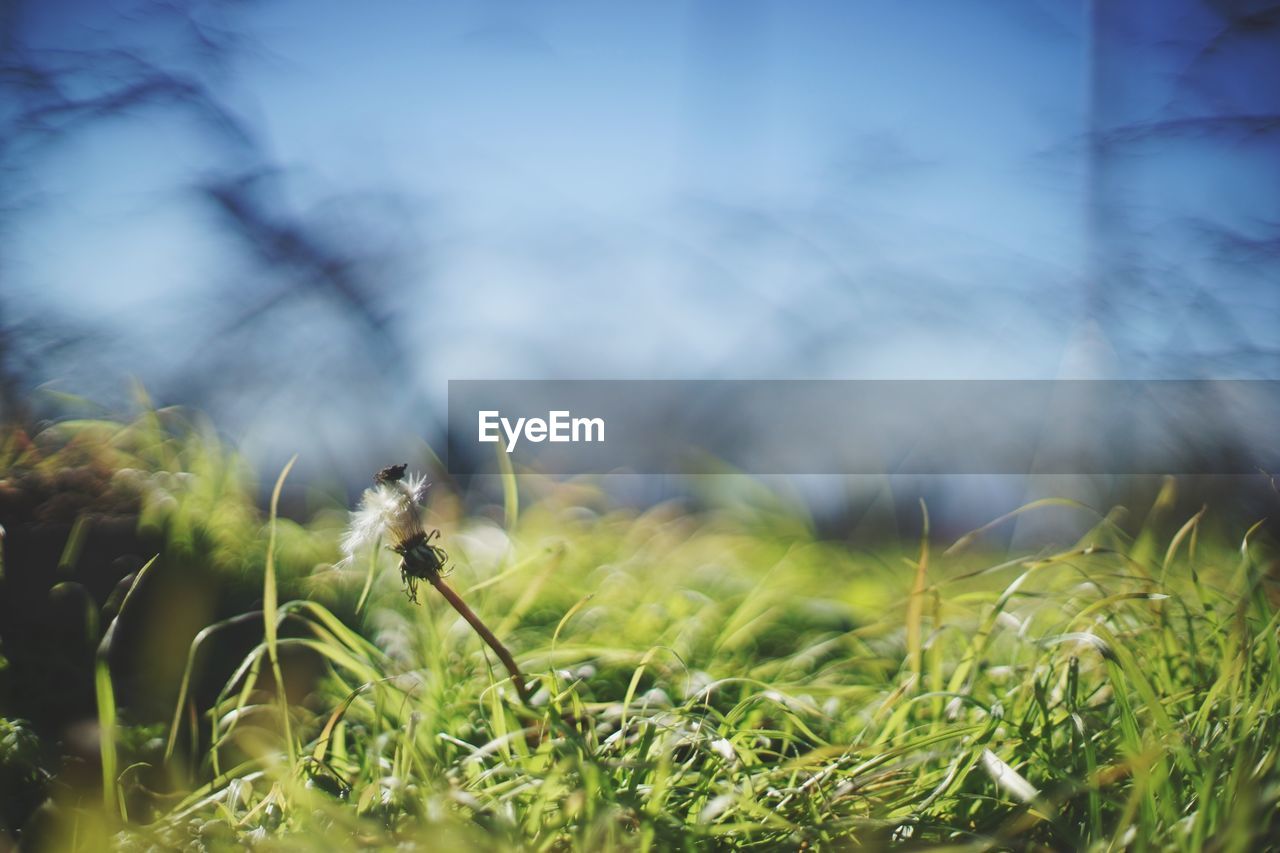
top-left (4, 412), bottom-right (1279, 850)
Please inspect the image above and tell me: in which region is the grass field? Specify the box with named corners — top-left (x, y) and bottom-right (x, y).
top-left (3, 411), bottom-right (1279, 851)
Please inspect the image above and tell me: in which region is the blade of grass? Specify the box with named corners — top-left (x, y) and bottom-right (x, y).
top-left (905, 500), bottom-right (930, 687)
top-left (96, 555), bottom-right (158, 819)
top-left (264, 455), bottom-right (298, 765)
top-left (354, 534), bottom-right (381, 615)
top-left (497, 438), bottom-right (518, 532)
top-left (165, 611), bottom-right (264, 762)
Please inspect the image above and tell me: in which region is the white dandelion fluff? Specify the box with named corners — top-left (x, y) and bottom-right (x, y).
top-left (340, 470), bottom-right (431, 564)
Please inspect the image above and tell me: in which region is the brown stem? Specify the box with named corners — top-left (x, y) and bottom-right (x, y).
top-left (425, 572), bottom-right (532, 704)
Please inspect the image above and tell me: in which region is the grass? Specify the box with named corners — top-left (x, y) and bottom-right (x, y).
top-left (95, 555), bottom-right (158, 820)
top-left (4, 412), bottom-right (1280, 850)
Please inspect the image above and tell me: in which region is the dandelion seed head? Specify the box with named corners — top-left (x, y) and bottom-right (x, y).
top-left (340, 470), bottom-right (431, 563)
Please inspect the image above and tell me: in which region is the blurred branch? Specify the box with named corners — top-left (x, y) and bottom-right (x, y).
top-left (1097, 114), bottom-right (1280, 147)
top-left (202, 172), bottom-right (391, 339)
top-left (0, 0), bottom-right (430, 430)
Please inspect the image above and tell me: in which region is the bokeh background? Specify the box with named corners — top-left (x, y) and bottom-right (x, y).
top-left (2, 0), bottom-right (1278, 527)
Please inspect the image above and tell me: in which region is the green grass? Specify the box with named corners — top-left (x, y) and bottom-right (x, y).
top-left (6, 413), bottom-right (1280, 850)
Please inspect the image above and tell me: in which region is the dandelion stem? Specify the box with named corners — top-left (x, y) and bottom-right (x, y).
top-left (423, 570), bottom-right (532, 704)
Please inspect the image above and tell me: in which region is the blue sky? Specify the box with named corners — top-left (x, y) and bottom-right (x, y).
top-left (9, 0), bottom-right (1279, 462)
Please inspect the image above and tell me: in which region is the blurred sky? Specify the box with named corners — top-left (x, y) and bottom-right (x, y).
top-left (5, 0), bottom-right (1279, 471)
